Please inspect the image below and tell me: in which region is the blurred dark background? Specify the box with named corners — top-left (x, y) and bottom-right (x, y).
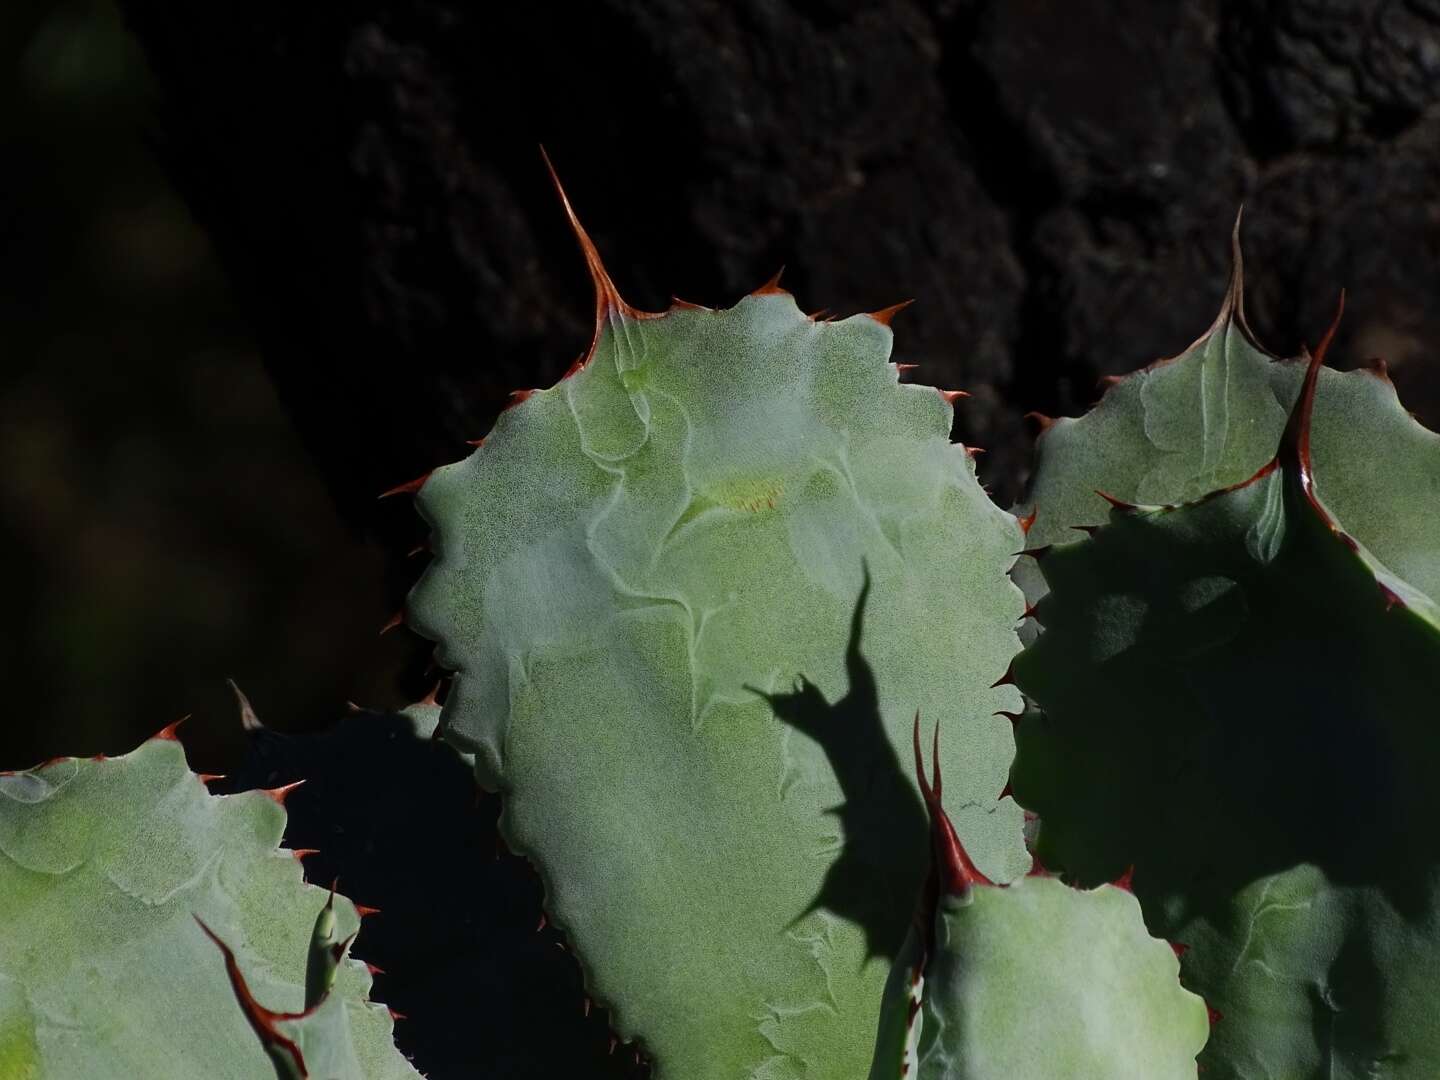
top-left (2, 0), bottom-right (1437, 1074)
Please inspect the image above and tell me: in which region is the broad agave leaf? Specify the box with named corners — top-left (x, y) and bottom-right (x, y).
top-left (1012, 320), bottom-right (1440, 1076)
top-left (0, 732), bottom-right (418, 1080)
top-left (407, 179), bottom-right (1029, 1078)
top-left (868, 719), bottom-right (1207, 1080)
top-left (1014, 221), bottom-right (1440, 611)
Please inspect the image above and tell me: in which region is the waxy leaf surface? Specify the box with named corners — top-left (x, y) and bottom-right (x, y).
top-left (411, 291), bottom-right (1030, 1079)
top-left (0, 738), bottom-right (417, 1079)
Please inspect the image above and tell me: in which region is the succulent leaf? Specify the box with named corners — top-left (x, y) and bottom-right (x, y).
top-left (0, 736), bottom-right (417, 1079)
top-left (1014, 232), bottom-right (1440, 612)
top-left (408, 211), bottom-right (1029, 1078)
top-left (1012, 333), bottom-right (1440, 1075)
top-left (868, 720), bottom-right (1208, 1079)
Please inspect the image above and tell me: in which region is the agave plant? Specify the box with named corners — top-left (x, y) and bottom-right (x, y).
top-left (6, 177), bottom-right (1439, 1079)
top-left (0, 728), bottom-right (415, 1079)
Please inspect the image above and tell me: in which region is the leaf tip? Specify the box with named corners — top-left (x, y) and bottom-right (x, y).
top-left (540, 146), bottom-right (636, 323)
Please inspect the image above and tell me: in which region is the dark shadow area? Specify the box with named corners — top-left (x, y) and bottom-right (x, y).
top-left (1012, 492), bottom-right (1440, 935)
top-left (0, 0), bottom-right (425, 773)
top-left (216, 704), bottom-right (649, 1080)
top-left (1010, 482), bottom-right (1440, 1070)
top-left (755, 570), bottom-right (928, 964)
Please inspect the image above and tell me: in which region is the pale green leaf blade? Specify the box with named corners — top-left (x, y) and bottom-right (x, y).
top-left (410, 290), bottom-right (1029, 1079)
top-left (0, 737), bottom-right (417, 1080)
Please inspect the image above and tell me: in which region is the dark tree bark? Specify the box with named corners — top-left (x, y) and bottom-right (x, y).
top-left (118, 0), bottom-right (1440, 531)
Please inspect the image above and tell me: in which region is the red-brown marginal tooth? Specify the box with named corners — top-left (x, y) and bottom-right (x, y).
top-left (153, 715), bottom-right (189, 742)
top-left (354, 904), bottom-right (382, 919)
top-left (1170, 942), bottom-right (1190, 959)
top-left (388, 1008), bottom-right (408, 1022)
top-left (893, 362), bottom-right (919, 375)
top-left (1095, 489), bottom-right (1137, 511)
top-left (751, 266), bottom-right (787, 296)
top-left (1024, 410), bottom-right (1056, 433)
top-left (288, 848), bottom-right (320, 862)
top-left (378, 472), bottom-right (431, 500)
top-left (505, 388), bottom-right (538, 410)
top-left (90, 754), bottom-right (109, 763)
top-left (1379, 582), bottom-right (1407, 610)
top-left (670, 296), bottom-right (709, 311)
top-left (535, 914), bottom-right (547, 932)
top-left (416, 681), bottom-right (443, 708)
top-left (1361, 356), bottom-right (1391, 381)
top-left (1025, 854), bottom-right (1049, 877)
top-left (465, 436), bottom-right (486, 448)
top-left (1097, 373), bottom-right (1125, 389)
top-left (866, 298), bottom-right (915, 326)
top-left (939, 389), bottom-right (969, 405)
top-left (1020, 602), bottom-right (1038, 621)
top-left (806, 308), bottom-right (831, 322)
top-left (989, 660), bottom-right (1017, 689)
top-left (379, 610), bottom-right (404, 636)
top-left (961, 444), bottom-right (986, 458)
top-left (262, 780), bottom-right (306, 806)
top-left (196, 772), bottom-right (225, 785)
top-left (1111, 866), bottom-right (1135, 893)
top-left (560, 353), bottom-right (587, 381)
top-left (1017, 508), bottom-right (1038, 535)
top-left (1207, 1005), bottom-right (1224, 1026)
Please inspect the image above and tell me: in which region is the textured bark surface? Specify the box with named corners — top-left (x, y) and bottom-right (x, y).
top-left (118, 0), bottom-right (1440, 521)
